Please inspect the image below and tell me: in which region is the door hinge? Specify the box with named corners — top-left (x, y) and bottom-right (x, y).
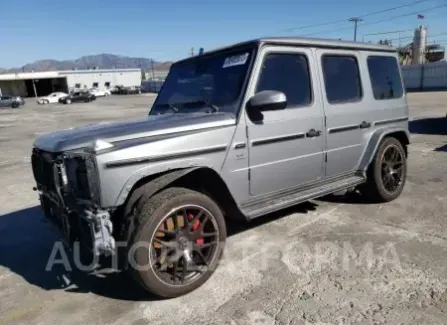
top-left (324, 115), bottom-right (327, 127)
top-left (324, 153), bottom-right (328, 162)
top-left (245, 125), bottom-right (249, 138)
top-left (248, 169), bottom-right (251, 181)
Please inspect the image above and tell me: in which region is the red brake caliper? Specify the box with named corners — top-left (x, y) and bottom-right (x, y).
top-left (187, 213), bottom-right (204, 245)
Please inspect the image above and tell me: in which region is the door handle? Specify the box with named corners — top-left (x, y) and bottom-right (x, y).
top-left (359, 121), bottom-right (372, 129)
top-left (306, 129), bottom-right (322, 138)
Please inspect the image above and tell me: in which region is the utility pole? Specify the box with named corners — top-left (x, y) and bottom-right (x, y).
top-left (150, 59), bottom-right (155, 79)
top-left (349, 17), bottom-right (363, 42)
top-left (189, 47), bottom-right (195, 57)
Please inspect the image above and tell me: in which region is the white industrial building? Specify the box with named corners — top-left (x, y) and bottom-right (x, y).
top-left (0, 68), bottom-right (141, 97)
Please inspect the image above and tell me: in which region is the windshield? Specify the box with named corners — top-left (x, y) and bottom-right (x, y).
top-left (150, 47), bottom-right (253, 116)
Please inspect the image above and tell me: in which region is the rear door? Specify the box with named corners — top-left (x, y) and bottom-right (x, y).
top-left (316, 50), bottom-right (368, 177)
top-left (245, 46), bottom-right (325, 196)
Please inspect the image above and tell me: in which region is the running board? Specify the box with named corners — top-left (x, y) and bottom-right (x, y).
top-left (240, 175), bottom-right (366, 219)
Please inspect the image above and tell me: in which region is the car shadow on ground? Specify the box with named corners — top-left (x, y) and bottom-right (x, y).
top-left (0, 206), bottom-right (153, 302)
top-left (409, 117), bottom-right (447, 135)
top-left (316, 191), bottom-right (374, 205)
top-left (434, 144), bottom-right (447, 152)
top-left (0, 202), bottom-right (318, 302)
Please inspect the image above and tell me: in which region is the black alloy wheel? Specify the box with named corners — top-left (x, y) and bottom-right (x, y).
top-left (380, 144), bottom-right (404, 195)
top-left (128, 187), bottom-right (226, 298)
top-left (362, 137), bottom-right (407, 202)
top-left (150, 205), bottom-right (220, 286)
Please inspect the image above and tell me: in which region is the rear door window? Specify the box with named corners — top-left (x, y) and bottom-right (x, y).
top-left (367, 56), bottom-right (404, 100)
top-left (322, 55), bottom-right (362, 104)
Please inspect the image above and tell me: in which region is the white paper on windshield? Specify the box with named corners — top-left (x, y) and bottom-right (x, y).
top-left (223, 53), bottom-right (249, 68)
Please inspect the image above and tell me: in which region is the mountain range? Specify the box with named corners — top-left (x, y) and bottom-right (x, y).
top-left (0, 54), bottom-right (173, 73)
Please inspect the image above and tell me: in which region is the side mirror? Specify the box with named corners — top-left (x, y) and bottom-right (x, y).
top-left (246, 90), bottom-right (287, 122)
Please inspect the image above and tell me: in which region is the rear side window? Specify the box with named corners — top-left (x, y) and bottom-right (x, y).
top-left (322, 55), bottom-right (362, 104)
top-left (367, 56), bottom-right (403, 100)
top-left (256, 53), bottom-right (312, 108)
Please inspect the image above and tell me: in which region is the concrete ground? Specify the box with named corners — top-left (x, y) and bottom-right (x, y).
top-left (0, 93), bottom-right (446, 325)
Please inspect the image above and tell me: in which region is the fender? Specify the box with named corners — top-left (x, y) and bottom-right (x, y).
top-left (123, 167), bottom-right (199, 217)
top-left (358, 126), bottom-right (410, 173)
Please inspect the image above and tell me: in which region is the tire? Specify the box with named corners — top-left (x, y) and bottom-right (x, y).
top-left (44, 100), bottom-right (49, 104)
top-left (127, 187), bottom-right (226, 298)
top-left (362, 137), bottom-right (407, 202)
top-left (11, 102), bottom-right (19, 108)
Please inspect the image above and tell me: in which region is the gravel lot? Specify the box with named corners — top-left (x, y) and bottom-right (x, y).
top-left (0, 93), bottom-right (446, 325)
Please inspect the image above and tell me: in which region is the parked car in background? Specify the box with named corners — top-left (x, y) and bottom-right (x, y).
top-left (90, 88), bottom-right (111, 97)
top-left (59, 91), bottom-right (96, 104)
top-left (111, 85), bottom-right (141, 95)
top-left (126, 86), bottom-right (141, 94)
top-left (110, 85), bottom-right (124, 94)
top-left (0, 95), bottom-right (25, 108)
top-left (37, 92), bottom-right (68, 104)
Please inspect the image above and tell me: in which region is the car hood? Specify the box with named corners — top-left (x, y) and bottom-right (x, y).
top-left (33, 112), bottom-right (236, 152)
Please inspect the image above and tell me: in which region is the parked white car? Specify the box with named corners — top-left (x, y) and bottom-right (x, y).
top-left (89, 88), bottom-right (111, 97)
top-left (37, 92), bottom-right (68, 104)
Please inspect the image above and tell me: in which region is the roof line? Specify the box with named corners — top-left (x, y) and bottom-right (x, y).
top-left (175, 36), bottom-right (396, 64)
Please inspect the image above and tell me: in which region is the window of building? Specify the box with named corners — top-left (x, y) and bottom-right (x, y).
top-left (367, 56), bottom-right (403, 100)
top-left (256, 53), bottom-right (312, 108)
top-left (92, 82), bottom-right (99, 88)
top-left (322, 55), bottom-right (362, 104)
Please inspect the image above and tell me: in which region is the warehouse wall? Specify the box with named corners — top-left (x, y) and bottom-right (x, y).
top-left (60, 70), bottom-right (141, 91)
top-left (0, 80), bottom-right (28, 97)
top-left (402, 61), bottom-right (447, 91)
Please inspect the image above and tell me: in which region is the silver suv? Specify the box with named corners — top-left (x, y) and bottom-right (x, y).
top-left (31, 37), bottom-right (409, 298)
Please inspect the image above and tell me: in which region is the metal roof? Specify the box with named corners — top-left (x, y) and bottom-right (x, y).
top-left (176, 36), bottom-right (396, 64)
top-left (0, 68), bottom-right (141, 81)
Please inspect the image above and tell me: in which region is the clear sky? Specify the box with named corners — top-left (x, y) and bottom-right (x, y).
top-left (1, 0), bottom-right (446, 67)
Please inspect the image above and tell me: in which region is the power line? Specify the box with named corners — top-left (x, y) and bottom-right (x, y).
top-left (384, 31), bottom-right (447, 42)
top-left (363, 29), bottom-right (413, 37)
top-left (304, 3), bottom-right (447, 37)
top-left (361, 3), bottom-right (447, 27)
top-left (428, 39), bottom-right (447, 44)
top-left (283, 0), bottom-right (433, 32)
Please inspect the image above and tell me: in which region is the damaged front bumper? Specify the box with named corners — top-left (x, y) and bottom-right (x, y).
top-left (32, 148), bottom-right (116, 256)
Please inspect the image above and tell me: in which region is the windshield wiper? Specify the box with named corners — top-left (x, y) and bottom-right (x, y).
top-left (179, 100), bottom-right (220, 113)
top-left (152, 103), bottom-right (179, 114)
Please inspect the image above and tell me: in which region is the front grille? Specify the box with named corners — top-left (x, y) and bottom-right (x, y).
top-left (32, 149), bottom-right (57, 191)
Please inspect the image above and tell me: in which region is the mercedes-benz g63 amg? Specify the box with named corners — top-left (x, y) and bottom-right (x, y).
top-left (32, 37), bottom-right (409, 298)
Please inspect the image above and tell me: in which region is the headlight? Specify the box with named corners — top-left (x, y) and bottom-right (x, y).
top-left (64, 155), bottom-right (100, 203)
